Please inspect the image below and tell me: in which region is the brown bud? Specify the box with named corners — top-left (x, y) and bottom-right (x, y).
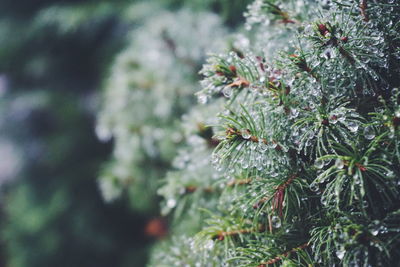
top-left (322, 119), bottom-right (329, 126)
top-left (318, 23), bottom-right (329, 36)
top-left (185, 186), bottom-right (197, 193)
top-left (229, 65), bottom-right (237, 76)
top-left (285, 86), bottom-right (291, 95)
top-left (145, 218), bottom-right (168, 239)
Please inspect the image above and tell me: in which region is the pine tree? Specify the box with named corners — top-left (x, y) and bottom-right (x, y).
top-left (147, 0), bottom-right (400, 266)
top-left (96, 0), bottom-right (252, 212)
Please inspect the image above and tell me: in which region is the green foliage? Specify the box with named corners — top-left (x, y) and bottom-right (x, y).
top-left (143, 0), bottom-right (400, 266)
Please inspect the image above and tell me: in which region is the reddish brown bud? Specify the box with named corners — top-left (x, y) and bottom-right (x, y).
top-left (259, 62), bottom-right (265, 72)
top-left (226, 127), bottom-right (237, 136)
top-left (318, 23), bottom-right (329, 36)
top-left (322, 119), bottom-right (329, 126)
top-left (281, 19), bottom-right (296, 24)
top-left (356, 163), bottom-right (367, 172)
top-left (250, 135), bottom-right (259, 142)
top-left (285, 86), bottom-right (291, 95)
top-left (185, 186), bottom-right (197, 193)
top-left (145, 218), bottom-right (168, 239)
top-left (229, 65), bottom-right (237, 76)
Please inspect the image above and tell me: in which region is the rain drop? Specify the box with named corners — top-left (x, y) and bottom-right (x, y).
top-left (314, 159), bottom-right (324, 169)
top-left (363, 126), bottom-right (375, 140)
top-left (347, 121), bottom-right (359, 132)
top-left (336, 250), bottom-right (345, 260)
top-left (335, 158), bottom-right (344, 169)
top-left (241, 129), bottom-right (251, 139)
top-left (271, 216), bottom-right (281, 228)
top-left (222, 86), bottom-right (233, 98)
top-left (167, 198), bottom-right (177, 208)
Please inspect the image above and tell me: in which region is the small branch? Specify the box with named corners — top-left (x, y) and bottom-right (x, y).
top-left (338, 46), bottom-right (356, 65)
top-left (184, 185), bottom-right (214, 194)
top-left (213, 225), bottom-right (265, 241)
top-left (253, 174), bottom-right (298, 218)
top-left (360, 0), bottom-right (369, 22)
top-left (197, 123), bottom-right (220, 148)
top-left (227, 76), bottom-right (250, 88)
top-left (227, 178), bottom-right (252, 187)
top-left (266, 2), bottom-right (297, 24)
top-left (355, 162), bottom-right (367, 172)
top-left (276, 174), bottom-right (298, 192)
top-left (226, 127), bottom-right (267, 144)
top-left (289, 54), bottom-right (319, 81)
top-left (227, 127), bottom-right (284, 149)
top-left (258, 243), bottom-right (309, 266)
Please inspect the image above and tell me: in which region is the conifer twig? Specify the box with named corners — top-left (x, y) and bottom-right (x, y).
top-left (257, 243), bottom-right (309, 266)
top-left (360, 0), bottom-right (369, 22)
top-left (226, 178), bottom-right (252, 187)
top-left (213, 225), bottom-right (265, 241)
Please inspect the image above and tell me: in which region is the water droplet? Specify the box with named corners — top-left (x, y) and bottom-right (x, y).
top-left (167, 198), bottom-right (176, 208)
top-left (241, 161), bottom-right (249, 169)
top-left (241, 129), bottom-right (251, 139)
top-left (310, 183), bottom-right (319, 192)
top-left (347, 121), bottom-right (359, 132)
top-left (330, 115), bottom-right (338, 124)
top-left (314, 159), bottom-right (324, 169)
top-left (335, 158), bottom-right (344, 169)
top-left (222, 86), bottom-right (233, 98)
top-left (271, 216), bottom-right (281, 228)
top-left (336, 250), bottom-right (345, 260)
top-left (363, 126), bottom-right (375, 140)
top-left (258, 140), bottom-right (268, 152)
top-left (290, 108), bottom-right (299, 119)
top-left (386, 170), bottom-right (395, 178)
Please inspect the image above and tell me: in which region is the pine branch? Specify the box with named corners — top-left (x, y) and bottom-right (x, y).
top-left (257, 243), bottom-right (309, 266)
top-left (227, 178), bottom-right (253, 187)
top-left (213, 225), bottom-right (265, 241)
top-left (253, 173), bottom-right (298, 217)
top-left (360, 0), bottom-right (369, 22)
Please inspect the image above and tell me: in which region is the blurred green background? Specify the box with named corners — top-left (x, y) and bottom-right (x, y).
top-left (0, 0), bottom-right (250, 266)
